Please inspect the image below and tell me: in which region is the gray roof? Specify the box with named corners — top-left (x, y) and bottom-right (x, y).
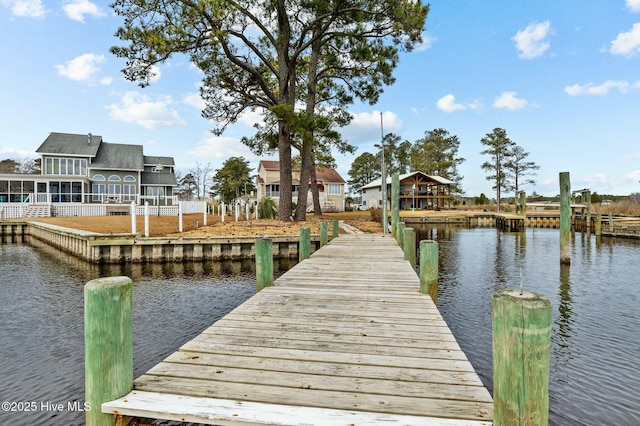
top-left (144, 155), bottom-right (175, 166)
top-left (90, 142), bottom-right (144, 170)
top-left (36, 132), bottom-right (102, 157)
top-left (141, 171), bottom-right (177, 186)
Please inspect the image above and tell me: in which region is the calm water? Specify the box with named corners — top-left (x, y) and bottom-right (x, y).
top-left (0, 237), bottom-right (294, 425)
top-left (1, 229), bottom-right (639, 425)
top-left (415, 226), bottom-right (640, 426)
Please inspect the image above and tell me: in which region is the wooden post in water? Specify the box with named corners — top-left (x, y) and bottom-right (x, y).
top-left (595, 213), bottom-right (602, 236)
top-left (397, 222), bottom-right (405, 247)
top-left (85, 277), bottom-right (133, 426)
top-left (419, 240), bottom-right (439, 304)
top-left (255, 238), bottom-right (273, 291)
top-left (492, 289), bottom-right (552, 426)
top-left (320, 222), bottom-right (328, 247)
top-left (608, 211), bottom-right (613, 232)
top-left (299, 227), bottom-right (311, 261)
top-left (403, 227), bottom-right (416, 268)
top-left (519, 191), bottom-right (527, 217)
top-left (585, 190), bottom-right (592, 230)
top-left (332, 219), bottom-right (339, 238)
top-left (559, 172), bottom-right (571, 264)
top-left (391, 173), bottom-right (400, 238)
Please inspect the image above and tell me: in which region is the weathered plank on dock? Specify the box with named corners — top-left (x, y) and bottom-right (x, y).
top-left (103, 234), bottom-right (493, 425)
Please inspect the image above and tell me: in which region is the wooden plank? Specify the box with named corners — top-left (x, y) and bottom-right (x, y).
top-left (103, 234), bottom-right (493, 425)
top-left (103, 391), bottom-right (492, 426)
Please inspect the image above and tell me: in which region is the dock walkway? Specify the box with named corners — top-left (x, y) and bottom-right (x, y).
top-left (104, 234), bottom-right (493, 425)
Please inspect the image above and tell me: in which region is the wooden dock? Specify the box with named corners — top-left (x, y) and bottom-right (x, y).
top-left (103, 234), bottom-right (493, 425)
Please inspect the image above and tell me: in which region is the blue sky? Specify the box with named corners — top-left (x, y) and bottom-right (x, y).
top-left (1, 0), bottom-right (640, 198)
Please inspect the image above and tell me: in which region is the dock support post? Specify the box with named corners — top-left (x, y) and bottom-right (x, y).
top-left (332, 219), bottom-right (339, 238)
top-left (595, 213), bottom-right (602, 236)
top-left (299, 227), bottom-right (311, 261)
top-left (255, 238), bottom-right (273, 291)
top-left (320, 222), bottom-right (328, 247)
top-left (492, 289), bottom-right (552, 426)
top-left (397, 222), bottom-right (405, 247)
top-left (608, 211), bottom-right (613, 233)
top-left (559, 172), bottom-right (571, 264)
top-left (419, 240), bottom-right (439, 304)
top-left (403, 227), bottom-right (416, 268)
top-left (391, 173), bottom-right (400, 238)
top-left (519, 191), bottom-right (527, 217)
top-left (85, 277), bottom-right (133, 426)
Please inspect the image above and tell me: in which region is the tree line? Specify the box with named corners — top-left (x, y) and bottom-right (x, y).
top-left (348, 127), bottom-right (539, 209)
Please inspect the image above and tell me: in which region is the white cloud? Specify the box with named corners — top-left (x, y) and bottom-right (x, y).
top-left (436, 94), bottom-right (482, 113)
top-left (512, 21), bottom-right (552, 59)
top-left (564, 80), bottom-right (638, 95)
top-left (341, 111), bottom-right (402, 145)
top-left (62, 0), bottom-right (105, 23)
top-left (627, 0), bottom-right (640, 12)
top-left (0, 145), bottom-right (35, 158)
top-left (610, 23), bottom-right (640, 57)
top-left (54, 53), bottom-right (109, 84)
top-left (106, 92), bottom-right (186, 129)
top-left (183, 92), bottom-right (206, 111)
top-left (2, 0), bottom-right (46, 18)
top-left (415, 32), bottom-right (437, 52)
top-left (186, 136), bottom-right (259, 161)
top-left (493, 91), bottom-right (529, 110)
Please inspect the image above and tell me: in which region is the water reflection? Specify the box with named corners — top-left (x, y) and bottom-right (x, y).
top-left (411, 224), bottom-right (640, 425)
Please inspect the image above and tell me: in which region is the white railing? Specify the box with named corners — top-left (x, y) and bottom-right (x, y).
top-left (180, 201), bottom-right (206, 214)
top-left (52, 204), bottom-right (108, 217)
top-left (0, 205), bottom-right (28, 219)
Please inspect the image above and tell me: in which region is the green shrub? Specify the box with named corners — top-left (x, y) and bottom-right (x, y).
top-left (257, 197), bottom-right (277, 219)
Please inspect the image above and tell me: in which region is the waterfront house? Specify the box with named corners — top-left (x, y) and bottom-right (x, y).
top-left (256, 160), bottom-right (346, 212)
top-left (0, 132), bottom-right (177, 208)
top-left (360, 171), bottom-right (453, 210)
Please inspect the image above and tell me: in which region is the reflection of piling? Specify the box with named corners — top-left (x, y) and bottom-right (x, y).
top-left (403, 227), bottom-right (416, 268)
top-left (559, 172), bottom-right (571, 264)
top-left (255, 238), bottom-right (273, 291)
top-left (419, 240), bottom-right (438, 304)
top-left (492, 289), bottom-right (552, 426)
top-left (85, 277), bottom-right (133, 426)
top-left (299, 227), bottom-right (311, 261)
top-left (320, 222), bottom-right (328, 247)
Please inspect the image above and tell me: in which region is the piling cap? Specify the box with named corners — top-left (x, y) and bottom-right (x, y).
top-left (494, 289), bottom-right (552, 308)
top-left (85, 276), bottom-right (132, 291)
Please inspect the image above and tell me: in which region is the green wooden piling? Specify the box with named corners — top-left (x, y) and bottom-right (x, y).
top-left (391, 173), bottom-right (400, 238)
top-left (608, 211), bottom-right (613, 232)
top-left (332, 219), bottom-right (339, 238)
top-left (85, 276), bottom-right (133, 426)
top-left (397, 222), bottom-right (405, 247)
top-left (595, 213), bottom-right (602, 236)
top-left (255, 238), bottom-right (273, 291)
top-left (299, 227), bottom-right (311, 261)
top-left (419, 240), bottom-right (439, 304)
top-left (403, 227), bottom-right (416, 268)
top-left (519, 191), bottom-right (527, 217)
top-left (492, 289), bottom-right (552, 426)
top-left (559, 172), bottom-right (571, 264)
top-left (320, 222), bottom-right (328, 246)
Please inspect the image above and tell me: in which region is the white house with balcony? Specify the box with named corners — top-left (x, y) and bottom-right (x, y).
top-left (256, 160), bottom-right (346, 212)
top-left (360, 171), bottom-right (453, 210)
top-left (0, 132), bottom-right (177, 213)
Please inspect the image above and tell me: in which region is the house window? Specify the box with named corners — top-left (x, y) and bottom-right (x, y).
top-left (123, 175), bottom-right (136, 182)
top-left (266, 184), bottom-right (280, 197)
top-left (44, 158), bottom-right (87, 176)
top-left (123, 185), bottom-right (136, 201)
top-left (92, 184), bottom-right (105, 201)
top-left (108, 175), bottom-right (122, 182)
top-left (328, 184), bottom-right (341, 195)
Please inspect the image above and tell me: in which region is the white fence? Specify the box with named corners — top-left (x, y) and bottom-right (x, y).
top-left (1, 200), bottom-right (205, 220)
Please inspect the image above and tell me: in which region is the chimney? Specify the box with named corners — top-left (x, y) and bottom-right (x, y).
top-left (88, 133), bottom-right (92, 145)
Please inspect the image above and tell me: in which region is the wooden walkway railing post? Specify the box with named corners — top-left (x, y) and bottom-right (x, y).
top-left (85, 276), bottom-right (133, 426)
top-left (320, 222), bottom-right (328, 247)
top-left (403, 227), bottom-right (416, 268)
top-left (397, 222), bottom-right (405, 247)
top-left (255, 238), bottom-right (273, 291)
top-left (299, 227), bottom-right (311, 261)
top-left (492, 289), bottom-right (552, 426)
top-left (391, 173), bottom-right (400, 238)
top-left (419, 240), bottom-right (439, 304)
